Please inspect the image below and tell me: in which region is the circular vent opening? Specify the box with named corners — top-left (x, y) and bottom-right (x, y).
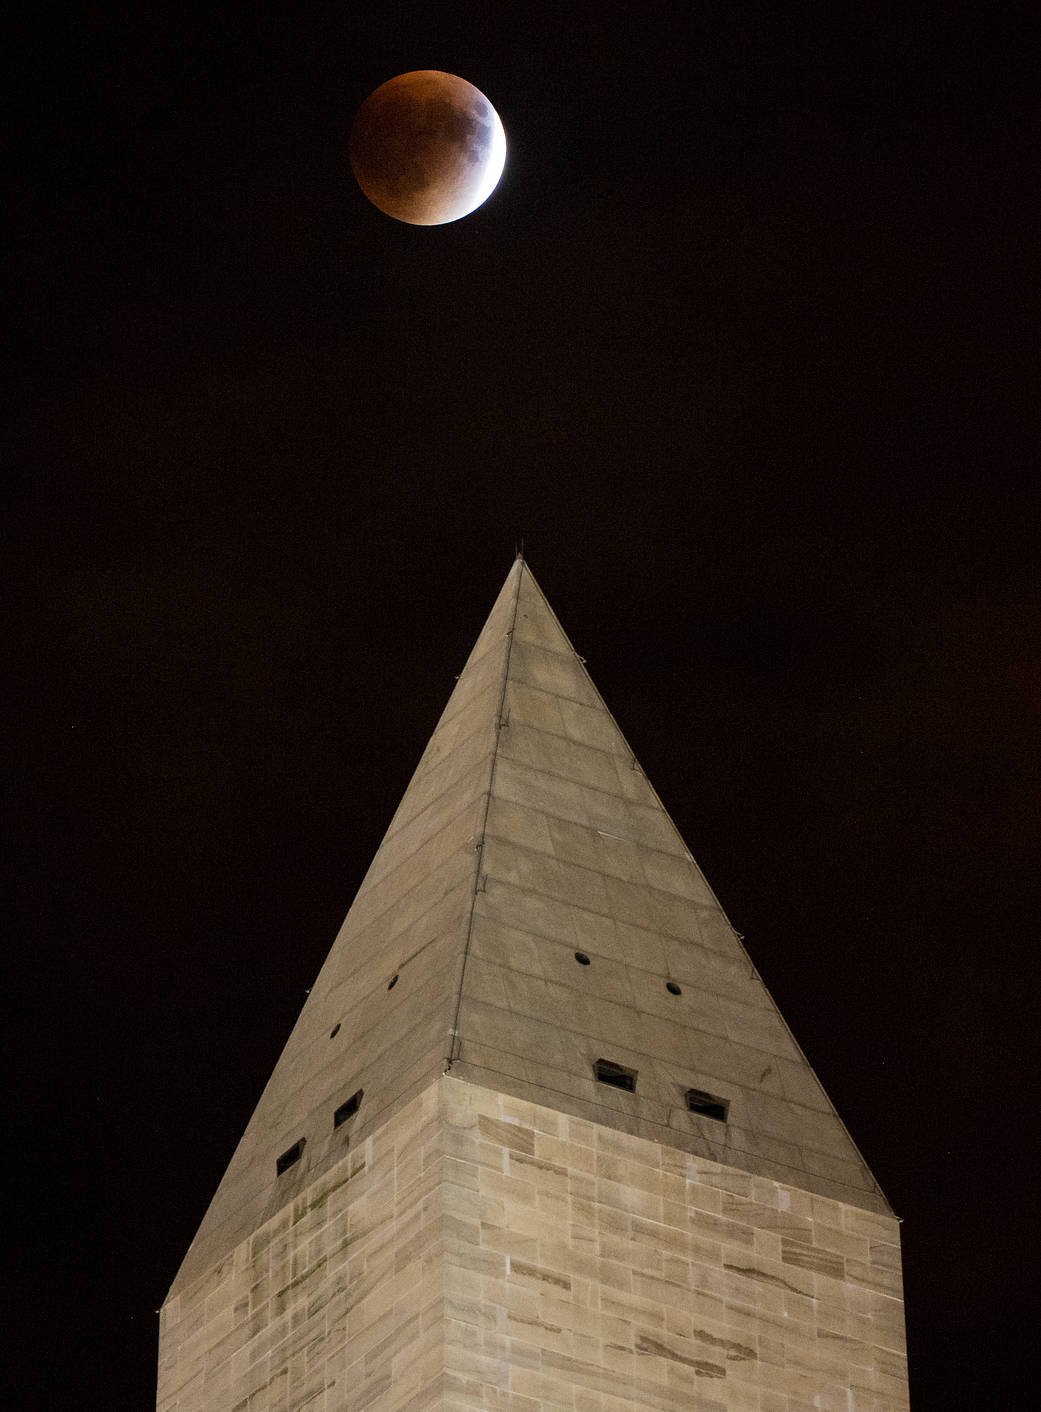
top-left (665, 981), bottom-right (682, 996)
top-left (574, 952), bottom-right (591, 966)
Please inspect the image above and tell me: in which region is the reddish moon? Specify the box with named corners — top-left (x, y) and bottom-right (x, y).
top-left (350, 71), bottom-right (506, 226)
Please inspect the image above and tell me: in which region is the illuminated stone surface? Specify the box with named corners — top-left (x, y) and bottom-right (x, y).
top-left (158, 561), bottom-right (908, 1409)
top-left (158, 1081), bottom-right (908, 1411)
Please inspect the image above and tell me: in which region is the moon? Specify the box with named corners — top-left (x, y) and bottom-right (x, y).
top-left (350, 71), bottom-right (506, 226)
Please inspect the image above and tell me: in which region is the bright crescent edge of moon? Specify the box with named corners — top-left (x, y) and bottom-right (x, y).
top-left (468, 104), bottom-right (507, 219)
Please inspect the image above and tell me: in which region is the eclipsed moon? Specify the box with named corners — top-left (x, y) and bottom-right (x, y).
top-left (349, 71), bottom-right (506, 226)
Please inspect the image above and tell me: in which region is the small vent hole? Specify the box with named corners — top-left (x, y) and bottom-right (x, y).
top-left (276, 1139), bottom-right (305, 1175)
top-left (329, 1023), bottom-right (341, 1039)
top-left (334, 1089), bottom-right (364, 1129)
top-left (387, 974), bottom-right (399, 990)
top-left (574, 952), bottom-right (591, 966)
top-left (665, 981), bottom-right (682, 996)
top-left (686, 1089), bottom-right (729, 1123)
top-left (594, 1058), bottom-right (637, 1092)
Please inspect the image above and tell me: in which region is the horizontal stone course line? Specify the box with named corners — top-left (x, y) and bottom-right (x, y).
top-left (336, 790), bottom-right (486, 929)
top-left (378, 727), bottom-right (498, 853)
top-left (295, 1046), bottom-right (449, 1167)
top-left (210, 1036), bottom-right (447, 1204)
top-left (459, 974), bottom-right (779, 1079)
top-left (477, 865), bottom-right (726, 952)
top-left (446, 621), bottom-right (511, 680)
top-left (306, 934), bottom-right (463, 1068)
top-left (496, 719), bottom-right (651, 788)
top-left (471, 882), bottom-right (878, 1208)
top-left (398, 679), bottom-right (499, 780)
top-left (164, 1102), bottom-right (447, 1406)
top-left (320, 935), bottom-right (463, 1046)
top-left (319, 877), bottom-right (473, 997)
top-left (474, 881), bottom-right (734, 971)
top-left (470, 932), bottom-right (752, 1020)
top-left (494, 709), bottom-right (736, 928)
top-left (484, 797), bottom-right (696, 875)
top-left (462, 948), bottom-right (764, 1043)
top-left (481, 832), bottom-right (710, 915)
top-left (469, 898), bottom-right (745, 986)
top-left (414, 671), bottom-right (504, 767)
top-left (174, 1059), bottom-right (449, 1279)
top-left (161, 1074), bottom-right (905, 1412)
top-left (257, 984), bottom-right (455, 1134)
top-left (509, 626), bottom-right (587, 665)
top-left (307, 874), bottom-right (474, 1008)
top-left (448, 1064), bottom-right (883, 1207)
top-left (503, 681), bottom-right (627, 749)
top-left (435, 633), bottom-right (511, 716)
top-left (508, 609), bottom-right (581, 652)
top-left (386, 670), bottom-right (501, 787)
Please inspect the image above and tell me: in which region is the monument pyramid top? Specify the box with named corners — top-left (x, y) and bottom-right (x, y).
top-left (170, 558), bottom-right (888, 1297)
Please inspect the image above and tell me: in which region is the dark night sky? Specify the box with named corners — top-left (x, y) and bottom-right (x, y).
top-left (6, 3), bottom-right (1040, 1406)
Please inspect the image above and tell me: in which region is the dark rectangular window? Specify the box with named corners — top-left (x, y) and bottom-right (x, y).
top-left (333, 1089), bottom-right (364, 1128)
top-left (594, 1058), bottom-right (637, 1092)
top-left (686, 1089), bottom-right (729, 1123)
top-left (276, 1138), bottom-right (305, 1175)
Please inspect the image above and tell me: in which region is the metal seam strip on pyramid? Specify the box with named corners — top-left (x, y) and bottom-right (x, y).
top-left (171, 559), bottom-right (888, 1298)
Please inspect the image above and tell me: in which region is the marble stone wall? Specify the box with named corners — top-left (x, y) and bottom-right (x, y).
top-left (157, 1083), bottom-right (447, 1412)
top-left (438, 1080), bottom-right (907, 1412)
top-left (158, 1077), bottom-right (908, 1411)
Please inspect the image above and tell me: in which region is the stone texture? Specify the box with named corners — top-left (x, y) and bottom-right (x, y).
top-left (160, 560), bottom-right (907, 1410)
top-left (158, 1078), bottom-right (908, 1412)
top-left (159, 1083), bottom-right (447, 1412)
top-left (168, 560), bottom-right (889, 1303)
